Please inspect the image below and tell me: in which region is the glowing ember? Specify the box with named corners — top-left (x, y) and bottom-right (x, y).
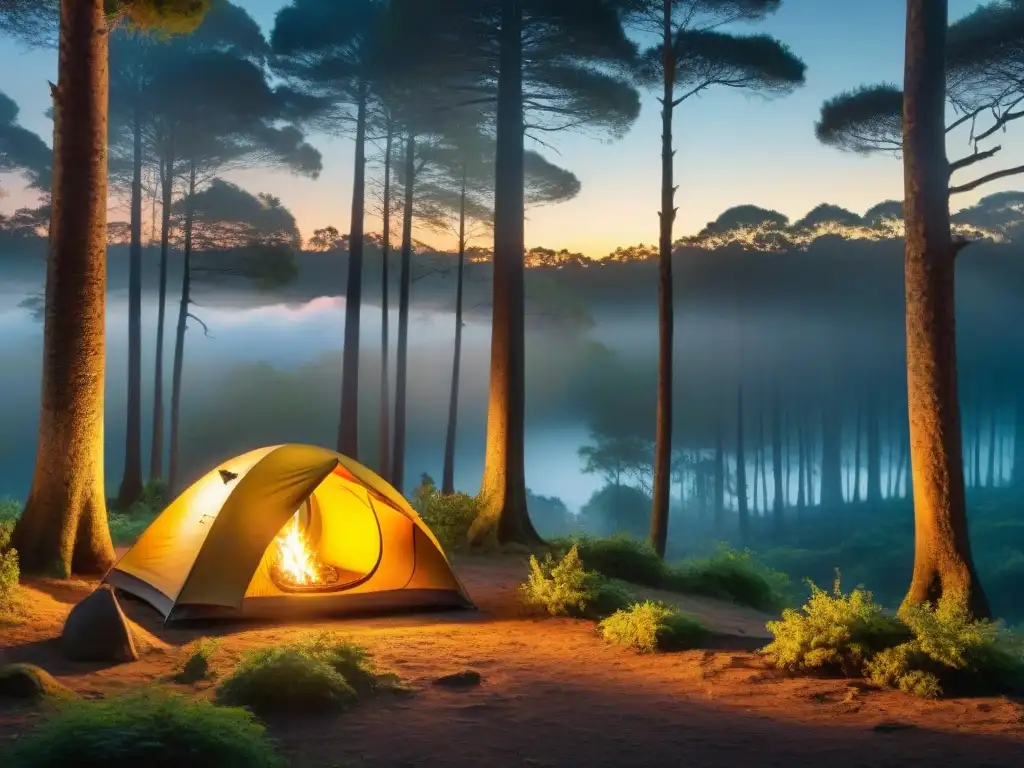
top-left (271, 512), bottom-right (339, 591)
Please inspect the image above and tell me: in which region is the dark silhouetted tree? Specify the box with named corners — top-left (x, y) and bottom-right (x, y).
top-left (626, 0), bottom-right (806, 557)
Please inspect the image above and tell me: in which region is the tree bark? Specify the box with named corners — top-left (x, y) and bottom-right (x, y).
top-left (12, 0), bottom-right (115, 577)
top-left (150, 144), bottom-right (174, 483)
top-left (391, 132), bottom-right (415, 495)
top-left (441, 164), bottom-right (468, 495)
top-left (901, 0), bottom-right (989, 618)
top-left (649, 0), bottom-right (676, 559)
top-left (338, 79), bottom-right (368, 459)
top-left (116, 73), bottom-right (144, 509)
top-left (378, 116), bottom-right (394, 482)
top-left (472, 0), bottom-right (541, 546)
top-left (167, 162), bottom-right (196, 499)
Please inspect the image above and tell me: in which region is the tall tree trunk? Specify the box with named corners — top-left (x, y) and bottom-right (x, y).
top-left (796, 414), bottom-right (806, 516)
top-left (771, 390), bottom-right (784, 537)
top-left (441, 164), bottom-right (468, 495)
top-left (752, 443), bottom-right (761, 514)
top-left (167, 162), bottom-right (196, 499)
top-left (986, 394), bottom-right (997, 487)
top-left (149, 163), bottom-right (157, 244)
top-left (116, 76), bottom-right (144, 509)
top-left (972, 388), bottom-right (982, 488)
top-left (150, 144), bottom-right (174, 483)
top-left (853, 396), bottom-right (863, 503)
top-left (820, 399), bottom-right (843, 509)
top-left (759, 406), bottom-right (768, 516)
top-left (378, 117), bottom-right (394, 482)
top-left (901, 0), bottom-right (989, 617)
top-left (649, 0), bottom-right (676, 559)
top-left (471, 0), bottom-right (541, 546)
top-left (713, 415), bottom-right (725, 533)
top-left (736, 385), bottom-right (748, 544)
top-left (866, 389), bottom-right (882, 505)
top-left (12, 0), bottom-right (115, 577)
top-left (897, 427), bottom-right (910, 497)
top-left (1013, 391), bottom-right (1024, 487)
top-left (391, 133), bottom-right (415, 495)
top-left (338, 80), bottom-right (368, 459)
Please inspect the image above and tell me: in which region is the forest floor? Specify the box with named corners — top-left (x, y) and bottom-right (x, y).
top-left (2, 553), bottom-right (1023, 767)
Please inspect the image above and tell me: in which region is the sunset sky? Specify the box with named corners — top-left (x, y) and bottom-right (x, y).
top-left (0, 0), bottom-right (1020, 257)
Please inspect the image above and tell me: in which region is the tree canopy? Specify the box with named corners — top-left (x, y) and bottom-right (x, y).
top-left (0, 91), bottom-right (50, 192)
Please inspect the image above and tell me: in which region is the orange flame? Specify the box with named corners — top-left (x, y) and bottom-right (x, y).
top-left (273, 513), bottom-right (320, 585)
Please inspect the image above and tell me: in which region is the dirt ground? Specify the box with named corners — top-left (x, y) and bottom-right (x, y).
top-left (2, 554), bottom-right (1023, 767)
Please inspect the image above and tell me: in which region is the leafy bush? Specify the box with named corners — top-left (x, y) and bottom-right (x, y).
top-left (865, 598), bottom-right (1024, 698)
top-left (599, 601), bottom-right (708, 653)
top-left (551, 534), bottom-right (666, 587)
top-left (763, 577), bottom-right (1024, 698)
top-left (0, 518), bottom-right (20, 614)
top-left (171, 638), bottom-right (220, 684)
top-left (552, 535), bottom-right (790, 613)
top-left (519, 544), bottom-right (633, 620)
top-left (420, 492), bottom-right (479, 551)
top-left (7, 691), bottom-right (283, 768)
top-left (762, 577), bottom-right (910, 675)
top-left (215, 633), bottom-right (399, 714)
top-left (665, 547), bottom-right (792, 613)
top-left (0, 497), bottom-right (18, 526)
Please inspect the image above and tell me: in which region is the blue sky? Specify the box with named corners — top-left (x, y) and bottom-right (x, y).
top-left (0, 0), bottom-right (1017, 256)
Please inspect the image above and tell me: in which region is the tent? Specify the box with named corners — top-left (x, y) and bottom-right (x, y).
top-left (105, 444), bottom-right (473, 623)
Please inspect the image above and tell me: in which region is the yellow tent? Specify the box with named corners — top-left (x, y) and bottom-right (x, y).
top-left (105, 444), bottom-right (473, 623)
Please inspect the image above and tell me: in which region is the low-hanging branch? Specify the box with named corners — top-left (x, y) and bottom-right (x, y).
top-left (949, 162), bottom-right (1024, 195)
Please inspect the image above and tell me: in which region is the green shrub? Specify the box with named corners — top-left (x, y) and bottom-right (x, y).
top-left (865, 598), bottom-right (1024, 698)
top-left (419, 491), bottom-right (479, 551)
top-left (551, 534), bottom-right (666, 587)
top-left (666, 547), bottom-right (792, 613)
top-left (215, 634), bottom-right (399, 714)
top-left (171, 638), bottom-right (220, 684)
top-left (518, 544), bottom-right (633, 620)
top-left (599, 601), bottom-right (708, 653)
top-left (7, 691), bottom-right (283, 768)
top-left (0, 498), bottom-right (19, 526)
top-left (0, 519), bottom-right (20, 613)
top-left (762, 577), bottom-right (910, 676)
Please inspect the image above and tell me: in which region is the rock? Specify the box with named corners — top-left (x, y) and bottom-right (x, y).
top-left (873, 721), bottom-right (916, 733)
top-left (61, 584), bottom-right (139, 664)
top-left (433, 670), bottom-right (482, 689)
top-left (0, 663), bottom-right (76, 700)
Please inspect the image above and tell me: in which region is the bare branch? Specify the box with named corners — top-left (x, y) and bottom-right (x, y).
top-left (948, 144), bottom-right (1001, 174)
top-left (949, 163), bottom-right (1024, 195)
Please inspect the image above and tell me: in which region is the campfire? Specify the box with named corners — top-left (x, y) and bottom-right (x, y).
top-left (269, 511), bottom-right (341, 592)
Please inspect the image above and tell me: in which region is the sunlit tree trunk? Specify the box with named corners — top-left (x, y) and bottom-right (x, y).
top-left (649, 0), bottom-right (676, 559)
top-left (378, 116), bottom-right (394, 482)
top-left (471, 0), bottom-right (540, 546)
top-left (338, 79), bottom-right (368, 459)
top-left (116, 72), bottom-right (144, 509)
top-left (167, 161), bottom-right (196, 499)
top-left (441, 164), bottom-right (468, 495)
top-left (391, 132), bottom-right (415, 494)
top-left (901, 0), bottom-right (989, 618)
top-left (13, 0), bottom-right (115, 577)
top-left (150, 143), bottom-right (175, 483)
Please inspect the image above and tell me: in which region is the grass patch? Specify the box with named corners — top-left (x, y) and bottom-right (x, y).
top-left (215, 633), bottom-right (402, 715)
top-left (518, 544), bottom-right (634, 621)
top-left (5, 690), bottom-right (284, 768)
top-left (171, 638), bottom-right (221, 684)
top-left (763, 576), bottom-right (1024, 698)
top-left (0, 664), bottom-right (76, 701)
top-left (550, 535), bottom-right (790, 613)
top-left (599, 601), bottom-right (708, 653)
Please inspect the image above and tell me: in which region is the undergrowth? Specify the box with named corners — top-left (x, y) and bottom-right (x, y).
top-left (215, 632), bottom-right (402, 714)
top-left (5, 691), bottom-right (283, 768)
top-left (171, 638), bottom-right (221, 684)
top-left (550, 534), bottom-right (790, 613)
top-left (599, 601), bottom-right (708, 653)
top-left (0, 517), bottom-right (19, 614)
top-left (518, 544), bottom-right (633, 620)
top-left (763, 575), bottom-right (1024, 698)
